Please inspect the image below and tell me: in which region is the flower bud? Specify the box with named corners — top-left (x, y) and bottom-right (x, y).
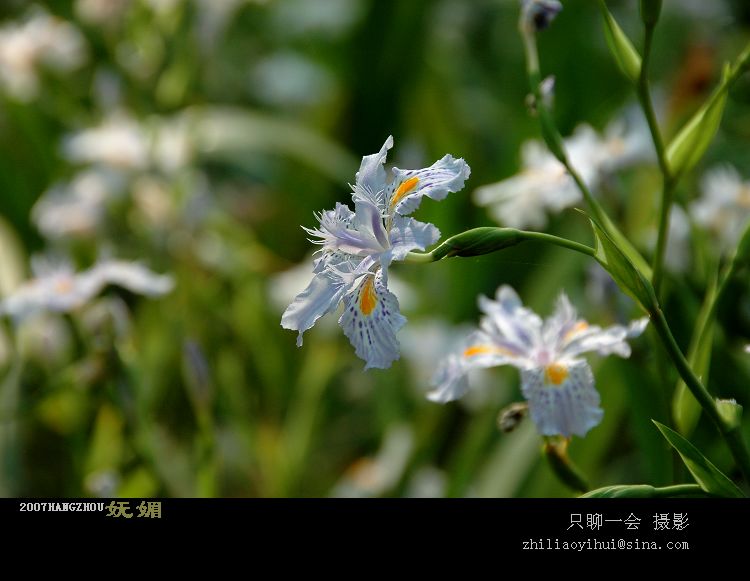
top-left (666, 65), bottom-right (730, 178)
top-left (599, 3), bottom-right (641, 83)
top-left (430, 227), bottom-right (524, 261)
top-left (520, 0), bottom-right (562, 33)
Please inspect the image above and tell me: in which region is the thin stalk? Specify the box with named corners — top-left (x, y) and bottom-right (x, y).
top-left (651, 178), bottom-right (676, 297)
top-left (636, 23), bottom-right (675, 298)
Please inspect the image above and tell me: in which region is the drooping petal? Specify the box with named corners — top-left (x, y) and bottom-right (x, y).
top-left (521, 360), bottom-right (603, 437)
top-left (428, 330), bottom-right (522, 402)
top-left (561, 317), bottom-right (648, 359)
top-left (353, 136), bottom-right (393, 209)
top-left (281, 270), bottom-right (348, 347)
top-left (387, 215), bottom-right (440, 264)
top-left (88, 260), bottom-right (175, 296)
top-left (339, 270), bottom-right (406, 369)
top-left (387, 155), bottom-right (470, 216)
top-left (476, 285), bottom-right (542, 357)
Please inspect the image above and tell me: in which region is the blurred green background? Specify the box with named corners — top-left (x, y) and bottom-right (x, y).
top-left (1, 0), bottom-right (750, 498)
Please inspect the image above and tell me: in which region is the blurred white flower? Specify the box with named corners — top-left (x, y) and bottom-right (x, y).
top-left (250, 51), bottom-right (335, 108)
top-left (152, 115), bottom-right (193, 173)
top-left (75, 0), bottom-right (132, 27)
top-left (63, 113), bottom-right (150, 171)
top-left (692, 165), bottom-right (750, 253)
top-left (1, 258), bottom-right (174, 321)
top-left (405, 466), bottom-right (447, 498)
top-left (271, 0), bottom-right (366, 40)
top-left (599, 113), bottom-right (654, 173)
top-left (474, 115), bottom-right (654, 229)
top-left (664, 205), bottom-right (692, 273)
top-left (32, 169), bottom-right (126, 240)
top-left (63, 112), bottom-right (193, 174)
top-left (0, 8), bottom-right (86, 101)
top-left (132, 176), bottom-right (177, 228)
top-left (474, 126), bottom-right (597, 229)
top-left (330, 425), bottom-right (413, 498)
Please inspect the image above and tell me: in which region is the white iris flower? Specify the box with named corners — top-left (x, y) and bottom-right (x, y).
top-left (1, 258), bottom-right (175, 321)
top-left (281, 136), bottom-right (470, 369)
top-left (429, 286), bottom-right (647, 437)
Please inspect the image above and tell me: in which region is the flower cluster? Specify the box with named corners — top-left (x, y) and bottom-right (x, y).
top-left (282, 136), bottom-right (470, 369)
top-left (429, 286), bottom-right (647, 437)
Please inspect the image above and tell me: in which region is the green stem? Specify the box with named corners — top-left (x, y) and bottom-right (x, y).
top-left (651, 178), bottom-right (676, 297)
top-left (403, 251), bottom-right (436, 264)
top-left (636, 23), bottom-right (675, 298)
top-left (649, 307), bottom-right (750, 483)
top-left (520, 231), bottom-right (596, 257)
top-left (637, 25), bottom-right (670, 178)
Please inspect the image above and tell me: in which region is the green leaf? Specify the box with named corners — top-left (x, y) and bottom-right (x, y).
top-left (585, 213), bottom-right (657, 312)
top-left (598, 1), bottom-right (642, 83)
top-left (653, 420), bottom-right (745, 497)
top-left (666, 65), bottom-right (729, 178)
top-left (582, 484), bottom-right (707, 498)
top-left (673, 271), bottom-right (717, 436)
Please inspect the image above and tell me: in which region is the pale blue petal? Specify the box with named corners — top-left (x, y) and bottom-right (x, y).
top-left (561, 317), bottom-right (648, 359)
top-left (339, 270), bottom-right (406, 369)
top-left (388, 155), bottom-right (470, 216)
top-left (476, 286), bottom-right (542, 356)
top-left (281, 270), bottom-right (347, 347)
top-left (428, 354), bottom-right (470, 403)
top-left (353, 199), bottom-right (389, 250)
top-left (521, 360), bottom-right (603, 437)
top-left (428, 329), bottom-right (520, 402)
top-left (354, 136), bottom-right (393, 209)
top-left (388, 215), bottom-right (440, 263)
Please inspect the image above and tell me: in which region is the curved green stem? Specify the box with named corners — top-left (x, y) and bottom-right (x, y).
top-left (520, 231), bottom-right (595, 257)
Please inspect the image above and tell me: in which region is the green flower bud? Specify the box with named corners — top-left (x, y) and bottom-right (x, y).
top-left (599, 2), bottom-right (642, 83)
top-left (430, 227), bottom-right (524, 260)
top-left (666, 65), bottom-right (730, 178)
